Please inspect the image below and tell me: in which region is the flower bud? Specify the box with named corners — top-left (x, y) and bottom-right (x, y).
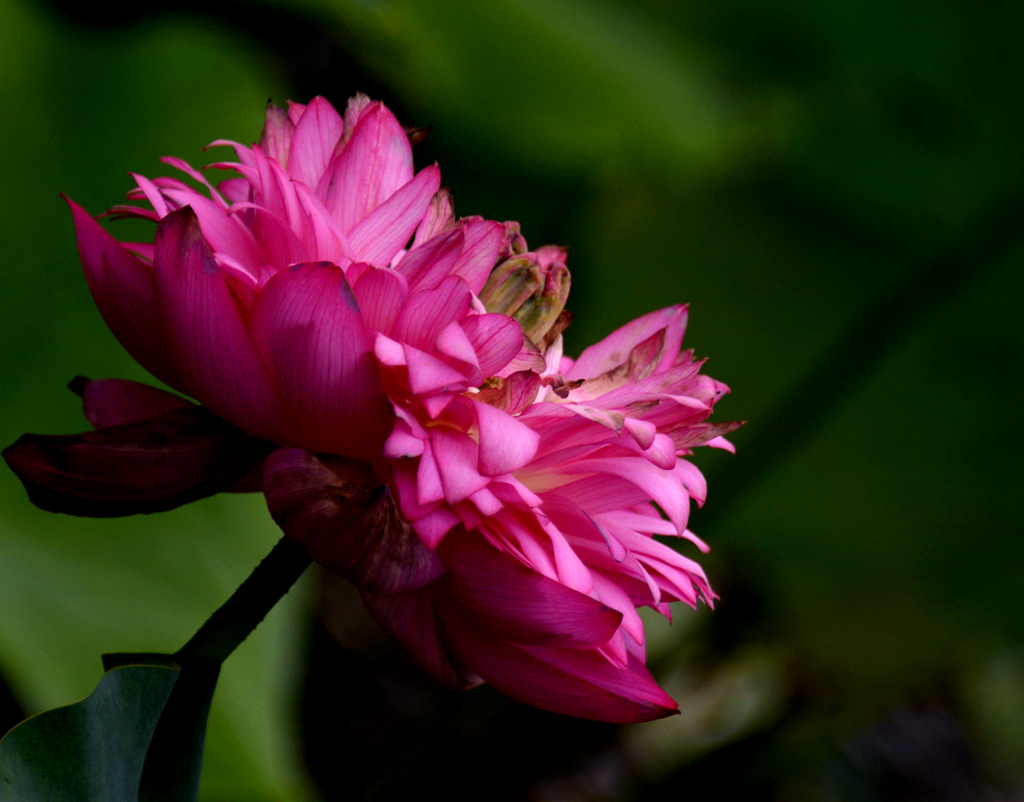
top-left (479, 244), bottom-right (570, 344)
top-left (498, 221), bottom-right (528, 259)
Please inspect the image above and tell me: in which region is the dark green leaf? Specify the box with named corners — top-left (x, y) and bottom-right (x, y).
top-left (103, 653), bottom-right (219, 802)
top-left (0, 660), bottom-right (179, 802)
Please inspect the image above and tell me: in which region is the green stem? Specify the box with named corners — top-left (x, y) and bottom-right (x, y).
top-left (176, 536), bottom-right (312, 663)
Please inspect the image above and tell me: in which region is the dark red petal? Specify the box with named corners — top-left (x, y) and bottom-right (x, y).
top-left (262, 449), bottom-right (444, 594)
top-left (2, 407), bottom-right (268, 517)
top-left (360, 586), bottom-right (479, 690)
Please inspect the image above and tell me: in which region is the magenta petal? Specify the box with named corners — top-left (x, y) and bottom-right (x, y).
top-left (286, 100), bottom-right (306, 125)
top-left (410, 188), bottom-right (455, 248)
top-left (394, 228), bottom-right (464, 291)
top-left (323, 102), bottom-right (415, 234)
top-left (569, 457), bottom-right (691, 532)
top-left (642, 432), bottom-right (678, 470)
top-left (473, 399), bottom-right (540, 476)
top-left (2, 407), bottom-right (267, 517)
top-left (352, 265), bottom-right (408, 336)
top-left (286, 96), bottom-right (344, 190)
top-left (410, 507), bottom-right (462, 549)
top-left (66, 197), bottom-right (180, 387)
top-left (439, 603), bottom-right (677, 723)
top-left (259, 101), bottom-right (295, 166)
top-left (347, 164), bottom-right (441, 265)
top-left (449, 219), bottom-right (506, 294)
top-left (251, 207), bottom-right (307, 271)
top-left (70, 376), bottom-right (194, 429)
top-left (152, 207), bottom-right (287, 442)
top-left (394, 275), bottom-right (473, 352)
top-left (429, 427), bottom-right (490, 504)
top-left (497, 337), bottom-right (547, 376)
top-left (404, 344), bottom-right (468, 396)
top-left (263, 448), bottom-right (444, 593)
top-left (437, 529), bottom-right (621, 648)
top-left (434, 321), bottom-right (480, 370)
top-left (461, 314), bottom-right (525, 377)
top-left (159, 188), bottom-right (263, 275)
top-left (249, 262), bottom-right (390, 460)
top-left (292, 181), bottom-right (350, 262)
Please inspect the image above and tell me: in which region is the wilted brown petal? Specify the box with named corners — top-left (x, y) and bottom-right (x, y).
top-left (262, 448), bottom-right (445, 594)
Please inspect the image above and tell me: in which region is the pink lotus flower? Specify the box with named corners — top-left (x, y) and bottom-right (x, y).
top-left (304, 305), bottom-right (736, 722)
top-left (3, 95), bottom-right (738, 723)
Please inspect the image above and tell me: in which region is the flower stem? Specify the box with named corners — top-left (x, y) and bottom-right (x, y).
top-left (176, 536), bottom-right (312, 663)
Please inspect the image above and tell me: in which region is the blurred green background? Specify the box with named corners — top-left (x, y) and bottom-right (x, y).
top-left (1, 0), bottom-right (1022, 799)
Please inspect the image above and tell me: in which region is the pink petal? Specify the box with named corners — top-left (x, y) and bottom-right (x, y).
top-left (673, 459), bottom-right (708, 506)
top-left (569, 457), bottom-right (691, 532)
top-left (460, 314), bottom-right (525, 377)
top-left (160, 156), bottom-right (227, 208)
top-left (628, 431), bottom-right (676, 470)
top-left (341, 93), bottom-right (373, 143)
top-left (394, 275), bottom-right (473, 352)
top-left (668, 419), bottom-right (744, 450)
top-left (551, 474), bottom-right (651, 517)
top-left (292, 181), bottom-right (351, 263)
top-left (589, 572), bottom-right (646, 647)
top-left (496, 336), bottom-right (547, 376)
top-left (250, 145), bottom-right (292, 224)
top-left (472, 399), bottom-right (540, 476)
top-left (286, 100), bottom-right (306, 126)
top-left (410, 188), bottom-right (455, 248)
top-left (129, 173), bottom-right (172, 217)
top-left (705, 435), bottom-right (737, 452)
top-left (347, 164), bottom-right (441, 265)
top-left (404, 344), bottom-right (470, 396)
top-left (566, 305), bottom-right (688, 381)
top-left (152, 206), bottom-right (287, 441)
top-left (437, 528), bottom-right (621, 648)
top-left (412, 506), bottom-right (462, 547)
top-left (383, 422), bottom-right (426, 460)
top-left (415, 443), bottom-right (446, 506)
top-left (393, 228), bottom-right (463, 291)
top-left (623, 417), bottom-right (657, 449)
top-left (351, 265), bottom-right (408, 336)
top-left (259, 101), bottom-right (295, 166)
top-left (286, 96), bottom-right (344, 190)
top-left (248, 262), bottom-right (390, 460)
top-left (435, 321), bottom-right (480, 371)
top-left (429, 427), bottom-right (489, 504)
top-left (159, 187), bottom-right (264, 279)
top-left (217, 177), bottom-right (251, 204)
top-left (70, 377), bottom-right (193, 429)
top-left (66, 197), bottom-right (180, 388)
top-left (322, 102), bottom-right (415, 234)
top-left (449, 219), bottom-right (506, 294)
top-left (439, 604), bottom-right (677, 723)
top-left (251, 207), bottom-right (307, 271)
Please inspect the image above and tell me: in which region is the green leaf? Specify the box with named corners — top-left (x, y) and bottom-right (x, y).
top-left (102, 653), bottom-right (219, 802)
top-left (0, 660), bottom-right (179, 802)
